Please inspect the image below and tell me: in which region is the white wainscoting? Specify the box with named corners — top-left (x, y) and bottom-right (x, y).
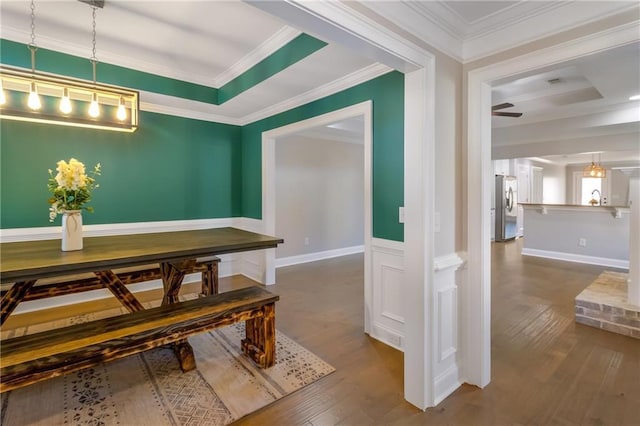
top-left (0, 218), bottom-right (267, 313)
top-left (433, 252), bottom-right (465, 405)
top-left (370, 238), bottom-right (406, 350)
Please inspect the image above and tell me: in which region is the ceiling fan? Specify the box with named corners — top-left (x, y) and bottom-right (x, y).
top-left (492, 102), bottom-right (523, 118)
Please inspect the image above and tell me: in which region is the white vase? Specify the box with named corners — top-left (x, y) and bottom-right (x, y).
top-left (61, 210), bottom-right (83, 251)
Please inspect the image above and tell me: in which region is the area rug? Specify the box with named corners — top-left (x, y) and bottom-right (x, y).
top-left (0, 322), bottom-right (335, 425)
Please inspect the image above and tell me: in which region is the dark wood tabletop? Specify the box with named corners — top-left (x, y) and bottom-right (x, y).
top-left (0, 227), bottom-right (283, 284)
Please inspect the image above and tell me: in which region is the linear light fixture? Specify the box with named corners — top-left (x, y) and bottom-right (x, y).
top-left (0, 0), bottom-right (138, 132)
top-left (0, 65), bottom-right (139, 132)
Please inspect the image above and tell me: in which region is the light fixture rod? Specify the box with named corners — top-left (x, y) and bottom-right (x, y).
top-left (78, 0), bottom-right (105, 9)
top-left (29, 0), bottom-right (37, 74)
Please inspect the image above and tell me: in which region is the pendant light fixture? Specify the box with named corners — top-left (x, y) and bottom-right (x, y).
top-left (0, 0), bottom-right (139, 132)
top-left (583, 153), bottom-right (607, 178)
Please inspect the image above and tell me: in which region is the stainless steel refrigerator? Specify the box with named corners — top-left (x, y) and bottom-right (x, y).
top-left (495, 175), bottom-right (518, 242)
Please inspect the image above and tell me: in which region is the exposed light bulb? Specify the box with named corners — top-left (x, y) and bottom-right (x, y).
top-left (59, 87), bottom-right (72, 114)
top-left (116, 96), bottom-right (126, 121)
top-left (27, 81), bottom-right (41, 110)
top-left (0, 79), bottom-right (6, 105)
top-left (88, 92), bottom-right (100, 118)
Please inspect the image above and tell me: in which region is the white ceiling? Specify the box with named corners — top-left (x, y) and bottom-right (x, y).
top-left (1, 0), bottom-right (638, 165)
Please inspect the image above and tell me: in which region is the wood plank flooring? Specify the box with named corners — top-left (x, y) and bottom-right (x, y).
top-left (4, 239), bottom-right (638, 425)
top-left (230, 239), bottom-right (639, 425)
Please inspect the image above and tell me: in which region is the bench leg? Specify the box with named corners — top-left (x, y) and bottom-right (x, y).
top-left (242, 303), bottom-right (276, 368)
top-left (173, 341), bottom-right (197, 372)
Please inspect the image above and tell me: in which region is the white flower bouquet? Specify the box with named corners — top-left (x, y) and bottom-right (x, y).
top-left (48, 158), bottom-right (101, 222)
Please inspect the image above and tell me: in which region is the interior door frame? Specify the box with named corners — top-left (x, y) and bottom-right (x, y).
top-left (466, 23), bottom-right (639, 387)
top-left (261, 101), bottom-right (373, 327)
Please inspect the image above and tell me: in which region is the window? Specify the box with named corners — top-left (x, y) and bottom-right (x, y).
top-left (581, 177), bottom-right (601, 205)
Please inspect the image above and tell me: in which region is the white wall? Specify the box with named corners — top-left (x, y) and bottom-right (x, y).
top-left (434, 52), bottom-right (462, 256)
top-left (540, 163), bottom-right (566, 204)
top-left (275, 136), bottom-right (364, 259)
top-left (522, 205), bottom-right (629, 268)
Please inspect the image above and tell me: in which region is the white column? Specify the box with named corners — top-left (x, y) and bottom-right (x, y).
top-left (403, 67), bottom-right (434, 410)
top-left (628, 176), bottom-right (640, 306)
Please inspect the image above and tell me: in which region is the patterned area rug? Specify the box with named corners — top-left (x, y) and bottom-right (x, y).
top-left (0, 322), bottom-right (335, 425)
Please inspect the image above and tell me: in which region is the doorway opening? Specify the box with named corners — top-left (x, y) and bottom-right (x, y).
top-left (261, 101), bottom-right (374, 333)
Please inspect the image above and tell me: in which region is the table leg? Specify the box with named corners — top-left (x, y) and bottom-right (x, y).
top-left (1, 281), bottom-right (36, 326)
top-left (200, 261), bottom-right (219, 296)
top-left (160, 260), bottom-right (196, 372)
top-left (95, 270), bottom-right (145, 313)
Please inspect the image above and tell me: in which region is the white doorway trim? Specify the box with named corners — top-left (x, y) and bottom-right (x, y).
top-left (465, 24), bottom-right (639, 387)
top-left (247, 0), bottom-right (437, 409)
top-left (261, 101), bottom-right (373, 325)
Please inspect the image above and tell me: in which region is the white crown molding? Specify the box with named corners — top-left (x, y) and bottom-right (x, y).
top-left (247, 0), bottom-right (429, 71)
top-left (359, 1), bottom-right (639, 64)
top-left (139, 92), bottom-right (244, 126)
top-left (211, 26), bottom-right (301, 88)
top-left (239, 63), bottom-right (391, 125)
top-left (361, 1), bottom-right (464, 62)
top-left (0, 26), bottom-right (219, 88)
top-left (136, 63), bottom-right (391, 125)
top-left (463, 3), bottom-right (640, 62)
top-left (0, 23), bottom-right (300, 90)
top-left (438, 1), bottom-right (567, 40)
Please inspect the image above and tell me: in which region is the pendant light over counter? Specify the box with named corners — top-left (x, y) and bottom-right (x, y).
top-left (0, 0), bottom-right (139, 132)
top-left (583, 153), bottom-right (607, 178)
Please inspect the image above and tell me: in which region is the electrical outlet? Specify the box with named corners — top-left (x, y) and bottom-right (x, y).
top-left (304, 237), bottom-right (310, 246)
top-left (579, 238), bottom-right (587, 247)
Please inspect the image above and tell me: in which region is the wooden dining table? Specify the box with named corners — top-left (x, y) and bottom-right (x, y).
top-left (0, 227), bottom-right (283, 372)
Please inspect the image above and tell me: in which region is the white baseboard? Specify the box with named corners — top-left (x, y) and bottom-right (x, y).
top-left (433, 365), bottom-right (461, 406)
top-left (275, 245), bottom-right (364, 268)
top-left (370, 322), bottom-right (404, 351)
top-left (522, 248), bottom-right (629, 270)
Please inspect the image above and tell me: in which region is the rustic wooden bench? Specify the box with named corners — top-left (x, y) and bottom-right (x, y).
top-left (0, 285), bottom-right (278, 393)
top-left (0, 257), bottom-right (220, 325)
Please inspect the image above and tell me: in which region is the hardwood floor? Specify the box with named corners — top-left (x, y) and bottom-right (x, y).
top-left (230, 239), bottom-right (639, 425)
top-left (3, 240), bottom-right (637, 425)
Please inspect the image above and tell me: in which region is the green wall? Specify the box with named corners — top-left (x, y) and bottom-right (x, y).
top-left (241, 71), bottom-right (405, 241)
top-left (1, 37), bottom-right (405, 241)
top-left (0, 112), bottom-right (242, 228)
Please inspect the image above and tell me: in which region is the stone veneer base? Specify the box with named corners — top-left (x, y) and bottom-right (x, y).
top-left (575, 270), bottom-right (640, 339)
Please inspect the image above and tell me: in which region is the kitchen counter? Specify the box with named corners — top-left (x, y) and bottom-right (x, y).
top-left (520, 203), bottom-right (630, 218)
top-left (520, 203), bottom-right (630, 269)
